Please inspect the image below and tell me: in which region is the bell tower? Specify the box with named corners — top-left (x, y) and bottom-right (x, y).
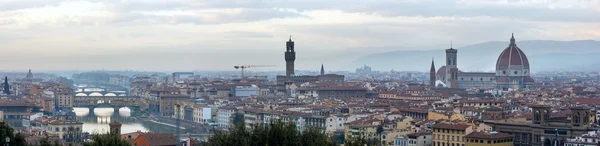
top-left (531, 104), bottom-right (551, 125)
top-left (570, 106), bottom-right (591, 127)
top-left (446, 46), bottom-right (458, 88)
top-left (285, 36), bottom-right (296, 77)
top-left (109, 121), bottom-right (122, 135)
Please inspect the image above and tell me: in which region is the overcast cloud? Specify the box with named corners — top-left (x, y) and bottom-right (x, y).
top-left (0, 0), bottom-right (599, 71)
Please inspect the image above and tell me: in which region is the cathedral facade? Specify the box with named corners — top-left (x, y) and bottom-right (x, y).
top-left (431, 34), bottom-right (534, 90)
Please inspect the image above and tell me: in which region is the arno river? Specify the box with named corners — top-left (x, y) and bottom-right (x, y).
top-left (72, 107), bottom-right (183, 134)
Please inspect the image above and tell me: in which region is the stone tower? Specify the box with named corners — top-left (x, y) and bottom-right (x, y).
top-left (445, 47), bottom-right (458, 88)
top-left (430, 59), bottom-right (436, 88)
top-left (109, 121), bottom-right (122, 135)
top-left (285, 36), bottom-right (296, 77)
top-left (570, 106), bottom-right (591, 127)
top-left (320, 64), bottom-right (325, 75)
top-left (531, 104), bottom-right (551, 125)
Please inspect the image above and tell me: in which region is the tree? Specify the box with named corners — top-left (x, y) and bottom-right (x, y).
top-left (0, 122), bottom-right (28, 146)
top-left (82, 132), bottom-right (131, 146)
top-left (38, 136), bottom-right (62, 146)
top-left (205, 120), bottom-right (337, 146)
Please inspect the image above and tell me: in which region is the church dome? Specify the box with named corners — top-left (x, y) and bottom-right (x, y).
top-left (436, 66), bottom-right (447, 77)
top-left (496, 34), bottom-right (530, 70)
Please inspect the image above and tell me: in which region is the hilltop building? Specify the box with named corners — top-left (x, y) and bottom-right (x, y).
top-left (431, 34), bottom-right (534, 90)
top-left (276, 36), bottom-right (344, 87)
top-left (26, 69), bottom-right (33, 82)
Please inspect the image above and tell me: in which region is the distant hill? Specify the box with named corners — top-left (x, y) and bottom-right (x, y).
top-left (352, 40), bottom-right (600, 72)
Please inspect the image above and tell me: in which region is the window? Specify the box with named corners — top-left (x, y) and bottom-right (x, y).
top-left (514, 71), bottom-right (518, 74)
top-left (503, 71), bottom-right (506, 74)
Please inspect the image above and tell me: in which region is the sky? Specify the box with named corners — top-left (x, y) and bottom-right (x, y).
top-left (0, 0), bottom-right (599, 71)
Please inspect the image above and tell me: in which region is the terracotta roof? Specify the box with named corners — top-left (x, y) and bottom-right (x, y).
top-left (0, 99), bottom-right (35, 107)
top-left (437, 66), bottom-right (447, 77)
top-left (466, 132), bottom-right (513, 139)
top-left (461, 100), bottom-right (506, 103)
top-left (160, 94), bottom-right (190, 98)
top-left (524, 76), bottom-right (535, 83)
top-left (496, 34), bottom-right (530, 70)
top-left (407, 132), bottom-right (431, 138)
top-left (497, 76), bottom-right (509, 83)
top-left (432, 123), bottom-right (471, 130)
top-left (399, 108), bottom-right (428, 114)
top-left (572, 98), bottom-right (600, 105)
top-left (138, 132), bottom-right (177, 146)
top-left (109, 121), bottom-right (122, 126)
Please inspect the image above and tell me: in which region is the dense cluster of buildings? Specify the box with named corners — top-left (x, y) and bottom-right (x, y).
top-left (4, 35), bottom-right (600, 146)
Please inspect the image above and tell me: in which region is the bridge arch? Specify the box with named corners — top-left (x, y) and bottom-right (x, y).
top-left (89, 92), bottom-right (103, 96)
top-left (75, 93), bottom-right (88, 96)
top-left (104, 93), bottom-right (117, 96)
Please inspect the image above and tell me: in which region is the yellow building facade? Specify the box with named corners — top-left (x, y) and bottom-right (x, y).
top-left (344, 124), bottom-right (378, 142)
top-left (465, 132), bottom-right (513, 146)
top-left (432, 123), bottom-right (473, 146)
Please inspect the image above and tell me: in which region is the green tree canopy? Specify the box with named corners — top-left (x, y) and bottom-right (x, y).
top-left (0, 122), bottom-right (27, 146)
top-left (82, 132), bottom-right (131, 146)
top-left (205, 120), bottom-right (338, 146)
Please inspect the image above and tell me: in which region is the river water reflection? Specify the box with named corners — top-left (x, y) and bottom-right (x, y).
top-left (73, 107), bottom-right (150, 134)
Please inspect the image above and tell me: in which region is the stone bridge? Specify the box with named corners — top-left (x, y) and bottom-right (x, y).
top-left (74, 90), bottom-right (128, 97)
top-left (74, 96), bottom-right (141, 107)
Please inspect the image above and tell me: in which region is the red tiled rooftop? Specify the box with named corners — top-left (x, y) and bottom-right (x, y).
top-left (466, 132), bottom-right (513, 139)
top-left (432, 123), bottom-right (471, 130)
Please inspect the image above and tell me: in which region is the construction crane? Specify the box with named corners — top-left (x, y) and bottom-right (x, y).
top-left (234, 65), bottom-right (275, 82)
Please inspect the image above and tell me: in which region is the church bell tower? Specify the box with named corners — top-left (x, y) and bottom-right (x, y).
top-left (285, 36), bottom-right (296, 77)
top-left (446, 47), bottom-right (458, 88)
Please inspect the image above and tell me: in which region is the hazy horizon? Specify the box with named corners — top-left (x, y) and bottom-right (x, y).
top-left (1, 0), bottom-right (599, 71)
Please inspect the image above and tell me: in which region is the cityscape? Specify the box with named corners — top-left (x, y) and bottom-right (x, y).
top-left (1, 1), bottom-right (600, 146)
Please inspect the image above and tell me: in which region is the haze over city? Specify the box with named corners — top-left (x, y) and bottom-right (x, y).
top-left (1, 0), bottom-right (600, 71)
top-left (4, 1), bottom-right (600, 146)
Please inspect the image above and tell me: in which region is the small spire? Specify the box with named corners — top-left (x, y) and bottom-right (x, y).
top-left (430, 58), bottom-right (436, 72)
top-left (289, 35), bottom-right (292, 41)
top-left (320, 64), bottom-right (325, 75)
top-left (450, 40), bottom-right (453, 49)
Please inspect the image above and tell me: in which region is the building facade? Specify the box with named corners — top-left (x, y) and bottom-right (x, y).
top-left (217, 106), bottom-right (236, 129)
top-left (159, 94), bottom-right (189, 117)
top-left (465, 132), bottom-right (513, 146)
top-left (432, 123), bottom-right (473, 146)
top-left (55, 85), bottom-right (74, 110)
